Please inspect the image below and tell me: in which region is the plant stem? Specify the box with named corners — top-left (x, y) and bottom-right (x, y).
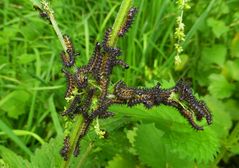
top-left (31, 0), bottom-right (67, 51)
top-left (61, 115), bottom-right (84, 168)
top-left (108, 0), bottom-right (133, 47)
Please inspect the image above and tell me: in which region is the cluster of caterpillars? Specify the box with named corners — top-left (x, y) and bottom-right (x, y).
top-left (34, 5), bottom-right (212, 161)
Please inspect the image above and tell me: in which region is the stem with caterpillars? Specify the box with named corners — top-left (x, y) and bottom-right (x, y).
top-left (109, 0), bottom-right (133, 47)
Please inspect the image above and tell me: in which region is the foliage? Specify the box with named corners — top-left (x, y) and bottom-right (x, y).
top-left (0, 0), bottom-right (239, 168)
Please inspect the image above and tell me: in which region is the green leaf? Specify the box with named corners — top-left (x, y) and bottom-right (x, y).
top-left (166, 128), bottom-right (219, 163)
top-left (135, 123), bottom-right (219, 168)
top-left (135, 123), bottom-right (195, 168)
top-left (135, 123), bottom-right (166, 167)
top-left (0, 146), bottom-right (30, 168)
top-left (201, 44), bottom-right (227, 66)
top-left (204, 95), bottom-right (232, 138)
top-left (106, 154), bottom-right (135, 168)
top-left (230, 33), bottom-right (239, 58)
top-left (228, 144), bottom-right (239, 155)
top-left (223, 59), bottom-right (239, 81)
top-left (1, 90), bottom-right (30, 119)
top-left (31, 136), bottom-right (63, 168)
top-left (126, 127), bottom-right (138, 155)
top-left (207, 18), bottom-right (229, 38)
top-left (224, 99), bottom-right (239, 121)
top-left (18, 54), bottom-right (36, 64)
top-left (208, 74), bottom-right (235, 99)
top-left (111, 100), bottom-right (220, 165)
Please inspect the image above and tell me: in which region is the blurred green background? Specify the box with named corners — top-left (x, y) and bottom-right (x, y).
top-left (0, 0), bottom-right (239, 167)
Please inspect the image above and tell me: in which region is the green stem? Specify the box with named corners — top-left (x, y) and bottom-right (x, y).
top-left (41, 0), bottom-right (67, 51)
top-left (31, 0), bottom-right (67, 51)
top-left (61, 116), bottom-right (84, 168)
top-left (108, 0), bottom-right (133, 47)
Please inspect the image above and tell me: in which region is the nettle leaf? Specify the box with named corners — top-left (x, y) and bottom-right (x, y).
top-left (135, 123), bottom-right (195, 168)
top-left (224, 99), bottom-right (239, 121)
top-left (207, 18), bottom-right (229, 38)
top-left (166, 127), bottom-right (219, 163)
top-left (0, 146), bottom-right (30, 168)
top-left (112, 104), bottom-right (219, 166)
top-left (228, 144), bottom-right (239, 156)
top-left (208, 74), bottom-right (235, 99)
top-left (201, 44), bottom-right (227, 67)
top-left (126, 127), bottom-right (138, 155)
top-left (134, 123), bottom-right (166, 167)
top-left (223, 59), bottom-right (239, 81)
top-left (230, 33), bottom-right (239, 58)
top-left (31, 136), bottom-right (63, 168)
top-left (1, 90), bottom-right (30, 119)
top-left (106, 154), bottom-right (135, 168)
top-left (204, 95), bottom-right (232, 138)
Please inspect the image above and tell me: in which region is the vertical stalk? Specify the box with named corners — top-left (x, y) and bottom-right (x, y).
top-left (108, 0), bottom-right (133, 47)
top-left (61, 116), bottom-right (84, 168)
top-left (32, 0), bottom-right (67, 51)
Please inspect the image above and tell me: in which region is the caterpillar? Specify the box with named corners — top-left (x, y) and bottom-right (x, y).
top-left (75, 88), bottom-right (95, 116)
top-left (61, 51), bottom-right (75, 67)
top-left (63, 35), bottom-right (74, 55)
top-left (75, 73), bottom-right (88, 89)
top-left (163, 99), bottom-right (203, 130)
top-left (61, 95), bottom-right (81, 117)
top-left (62, 69), bottom-right (76, 98)
top-left (88, 42), bottom-right (102, 71)
top-left (33, 5), bottom-right (51, 24)
top-left (87, 42), bottom-right (103, 82)
top-left (89, 104), bottom-right (109, 120)
top-left (60, 136), bottom-right (70, 161)
top-left (175, 80), bottom-right (212, 124)
top-left (73, 118), bottom-right (92, 157)
top-left (118, 7), bottom-right (137, 37)
top-left (109, 47), bottom-right (121, 58)
top-left (99, 78), bottom-right (109, 102)
top-left (181, 108), bottom-right (204, 131)
top-left (113, 59), bottom-right (129, 69)
top-left (102, 28), bottom-right (112, 52)
top-left (98, 111), bottom-right (114, 119)
top-left (61, 35), bottom-right (79, 67)
top-left (114, 80), bottom-right (135, 100)
top-left (199, 101), bottom-right (212, 125)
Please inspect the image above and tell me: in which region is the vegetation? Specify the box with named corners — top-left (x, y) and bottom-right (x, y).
top-left (0, 0), bottom-right (239, 167)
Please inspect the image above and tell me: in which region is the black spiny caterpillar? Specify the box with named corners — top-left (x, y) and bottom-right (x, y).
top-left (33, 5), bottom-right (212, 160)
